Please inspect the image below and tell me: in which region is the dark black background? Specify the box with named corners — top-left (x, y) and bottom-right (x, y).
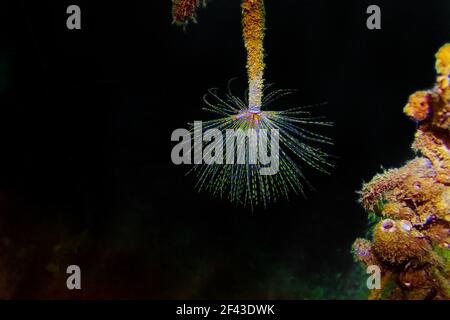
top-left (0, 0), bottom-right (448, 299)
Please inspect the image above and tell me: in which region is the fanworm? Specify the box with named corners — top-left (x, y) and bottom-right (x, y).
top-left (174, 0), bottom-right (333, 207)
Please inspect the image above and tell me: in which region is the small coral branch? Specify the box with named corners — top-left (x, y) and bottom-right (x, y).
top-left (403, 45), bottom-right (450, 185)
top-left (172, 0), bottom-right (208, 26)
top-left (353, 44), bottom-right (450, 300)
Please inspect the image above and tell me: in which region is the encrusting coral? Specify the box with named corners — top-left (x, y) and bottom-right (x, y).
top-left (353, 44), bottom-right (450, 300)
top-left (172, 0), bottom-right (208, 26)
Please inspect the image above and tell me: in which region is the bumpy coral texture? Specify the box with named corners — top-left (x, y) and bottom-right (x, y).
top-left (172, 0), bottom-right (207, 26)
top-left (353, 44), bottom-right (450, 300)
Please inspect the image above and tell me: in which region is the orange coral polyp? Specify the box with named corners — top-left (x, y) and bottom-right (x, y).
top-left (404, 91), bottom-right (431, 122)
top-left (172, 0), bottom-right (204, 25)
top-left (373, 219), bottom-right (433, 266)
top-left (436, 43), bottom-right (450, 76)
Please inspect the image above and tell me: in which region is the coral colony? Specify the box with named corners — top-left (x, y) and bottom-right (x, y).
top-left (172, 0), bottom-right (208, 26)
top-left (172, 0), bottom-right (333, 207)
top-left (353, 44), bottom-right (450, 300)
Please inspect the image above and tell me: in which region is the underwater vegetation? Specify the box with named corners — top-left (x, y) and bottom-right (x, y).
top-left (353, 44), bottom-right (450, 300)
top-left (172, 0), bottom-right (333, 207)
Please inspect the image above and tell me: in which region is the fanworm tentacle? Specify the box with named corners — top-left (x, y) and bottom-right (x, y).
top-left (188, 85), bottom-right (333, 208)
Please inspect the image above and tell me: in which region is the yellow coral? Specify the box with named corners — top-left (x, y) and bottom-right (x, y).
top-left (404, 91), bottom-right (431, 122)
top-left (431, 45), bottom-right (450, 129)
top-left (436, 43), bottom-right (450, 76)
top-left (354, 44), bottom-right (450, 300)
top-left (413, 130), bottom-right (450, 184)
top-left (360, 167), bottom-right (405, 212)
top-left (372, 219), bottom-right (433, 266)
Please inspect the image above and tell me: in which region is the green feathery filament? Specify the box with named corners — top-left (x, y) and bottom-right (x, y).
top-left (189, 83), bottom-right (333, 208)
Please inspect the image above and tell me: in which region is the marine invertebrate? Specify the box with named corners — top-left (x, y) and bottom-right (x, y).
top-left (353, 44), bottom-right (450, 300)
top-left (174, 0), bottom-right (333, 207)
top-left (172, 0), bottom-right (208, 26)
top-left (190, 85), bottom-right (332, 207)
